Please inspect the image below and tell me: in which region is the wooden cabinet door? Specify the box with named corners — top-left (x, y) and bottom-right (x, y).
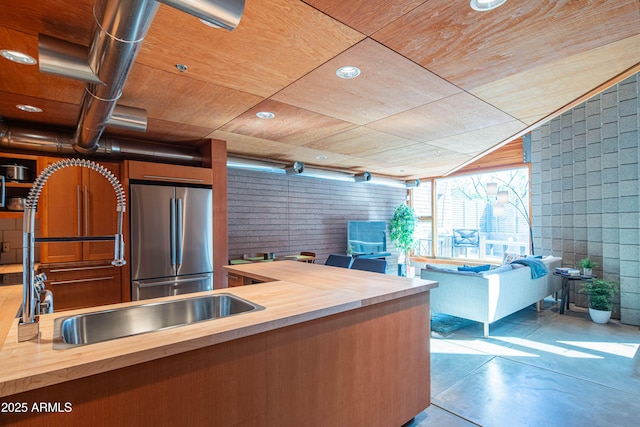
top-left (42, 264), bottom-right (122, 311)
top-left (40, 157), bottom-right (83, 263)
top-left (82, 162), bottom-right (120, 261)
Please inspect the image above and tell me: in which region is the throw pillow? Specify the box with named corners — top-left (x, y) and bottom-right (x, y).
top-left (458, 264), bottom-right (491, 273)
top-left (502, 252), bottom-right (526, 264)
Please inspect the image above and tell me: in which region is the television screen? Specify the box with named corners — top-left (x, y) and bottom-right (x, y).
top-left (347, 221), bottom-right (387, 255)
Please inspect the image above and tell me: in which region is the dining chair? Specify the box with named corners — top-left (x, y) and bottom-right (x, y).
top-left (300, 251), bottom-right (316, 263)
top-left (324, 254), bottom-right (353, 268)
top-left (452, 229), bottom-right (480, 257)
top-left (350, 257), bottom-right (387, 274)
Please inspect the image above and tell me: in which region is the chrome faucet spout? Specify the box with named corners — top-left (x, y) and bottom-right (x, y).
top-left (18, 158), bottom-right (127, 342)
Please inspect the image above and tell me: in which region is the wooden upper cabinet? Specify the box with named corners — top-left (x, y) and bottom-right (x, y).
top-left (40, 157), bottom-right (121, 263)
top-left (127, 160), bottom-right (213, 185)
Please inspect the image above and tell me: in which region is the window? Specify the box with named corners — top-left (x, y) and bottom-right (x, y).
top-left (411, 181), bottom-right (433, 256)
top-left (412, 168), bottom-right (531, 262)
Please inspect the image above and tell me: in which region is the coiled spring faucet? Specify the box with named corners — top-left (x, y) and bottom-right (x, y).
top-left (18, 158), bottom-right (126, 342)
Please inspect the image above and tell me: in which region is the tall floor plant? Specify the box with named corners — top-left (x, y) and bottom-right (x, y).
top-left (389, 204), bottom-right (417, 276)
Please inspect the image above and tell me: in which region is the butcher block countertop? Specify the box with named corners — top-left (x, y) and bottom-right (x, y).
top-left (0, 262), bottom-right (436, 398)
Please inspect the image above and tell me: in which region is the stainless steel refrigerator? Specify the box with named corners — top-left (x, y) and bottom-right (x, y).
top-left (130, 182), bottom-right (213, 300)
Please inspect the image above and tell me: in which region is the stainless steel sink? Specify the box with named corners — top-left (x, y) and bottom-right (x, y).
top-left (53, 293), bottom-right (264, 349)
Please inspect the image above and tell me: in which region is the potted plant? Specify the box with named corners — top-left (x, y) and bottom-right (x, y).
top-left (389, 204), bottom-right (417, 277)
top-left (580, 278), bottom-right (617, 324)
top-left (577, 257), bottom-right (598, 276)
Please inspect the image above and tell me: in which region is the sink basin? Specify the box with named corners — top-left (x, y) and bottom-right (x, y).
top-left (53, 293), bottom-right (265, 349)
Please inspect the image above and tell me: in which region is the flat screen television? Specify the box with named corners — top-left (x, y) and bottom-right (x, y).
top-left (347, 221), bottom-right (387, 255)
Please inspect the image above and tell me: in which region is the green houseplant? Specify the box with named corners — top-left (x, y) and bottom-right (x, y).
top-left (580, 278), bottom-right (618, 323)
top-left (577, 257), bottom-right (598, 276)
top-left (389, 204), bottom-right (417, 277)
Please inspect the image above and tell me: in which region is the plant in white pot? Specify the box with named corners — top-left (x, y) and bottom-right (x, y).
top-left (577, 257), bottom-right (598, 277)
top-left (389, 204), bottom-right (417, 277)
top-left (580, 278), bottom-right (618, 324)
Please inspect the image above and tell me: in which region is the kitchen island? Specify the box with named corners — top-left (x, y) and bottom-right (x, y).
top-left (0, 262), bottom-right (437, 426)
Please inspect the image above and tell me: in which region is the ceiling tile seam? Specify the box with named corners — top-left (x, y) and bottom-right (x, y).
top-left (361, 91), bottom-right (524, 137)
top-left (300, 1), bottom-right (432, 38)
top-left (450, 60), bottom-right (640, 175)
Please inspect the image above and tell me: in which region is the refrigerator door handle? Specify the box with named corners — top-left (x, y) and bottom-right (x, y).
top-left (170, 198), bottom-right (176, 274)
top-left (135, 273), bottom-right (212, 288)
top-left (176, 198), bottom-right (184, 270)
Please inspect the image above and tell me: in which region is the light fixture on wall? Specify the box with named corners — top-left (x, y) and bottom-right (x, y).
top-left (226, 156), bottom-right (287, 173)
top-left (285, 161), bottom-right (305, 175)
top-left (226, 156), bottom-right (406, 187)
top-left (405, 179), bottom-right (420, 188)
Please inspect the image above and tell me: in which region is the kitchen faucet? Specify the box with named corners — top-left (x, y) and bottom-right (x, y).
top-left (18, 158), bottom-right (126, 342)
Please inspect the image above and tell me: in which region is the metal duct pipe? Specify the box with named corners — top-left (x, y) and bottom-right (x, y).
top-left (0, 119), bottom-right (203, 165)
top-left (73, 0), bottom-right (161, 153)
top-left (157, 0), bottom-right (245, 31)
top-left (38, 34), bottom-right (104, 85)
top-left (38, 0), bottom-right (245, 154)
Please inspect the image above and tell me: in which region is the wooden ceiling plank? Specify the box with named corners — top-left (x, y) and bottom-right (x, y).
top-left (139, 1), bottom-right (365, 98)
top-left (218, 99), bottom-right (357, 144)
top-left (373, 0), bottom-right (640, 90)
top-left (303, 0), bottom-right (428, 36)
top-left (367, 92), bottom-right (515, 143)
top-left (471, 34), bottom-right (640, 123)
top-left (272, 38), bottom-right (461, 125)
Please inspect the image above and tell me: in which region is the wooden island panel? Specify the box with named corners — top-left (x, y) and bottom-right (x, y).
top-left (2, 292), bottom-right (429, 427)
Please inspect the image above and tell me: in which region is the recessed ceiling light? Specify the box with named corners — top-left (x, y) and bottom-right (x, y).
top-left (315, 155), bottom-right (327, 160)
top-left (0, 49), bottom-right (37, 65)
top-left (336, 66), bottom-right (361, 79)
top-left (16, 104), bottom-right (43, 113)
top-left (470, 0), bottom-right (507, 11)
top-left (256, 111), bottom-right (275, 119)
top-left (176, 63), bottom-right (188, 72)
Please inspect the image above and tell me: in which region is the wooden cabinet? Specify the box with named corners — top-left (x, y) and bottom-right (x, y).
top-left (40, 157), bottom-right (121, 263)
top-left (39, 263), bottom-right (122, 311)
top-left (127, 160), bottom-right (212, 185)
top-left (227, 272), bottom-right (244, 287)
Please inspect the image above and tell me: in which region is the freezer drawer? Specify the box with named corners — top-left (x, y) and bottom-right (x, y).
top-left (132, 273), bottom-right (213, 301)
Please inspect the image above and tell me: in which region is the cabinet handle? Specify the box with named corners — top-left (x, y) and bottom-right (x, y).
top-left (84, 185), bottom-right (88, 236)
top-left (49, 265), bottom-right (114, 273)
top-left (50, 276), bottom-right (115, 285)
top-left (77, 185), bottom-right (81, 236)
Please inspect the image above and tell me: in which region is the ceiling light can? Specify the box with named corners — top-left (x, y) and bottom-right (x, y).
top-left (1, 50), bottom-right (37, 65)
top-left (256, 111), bottom-right (275, 119)
top-left (470, 0), bottom-right (507, 11)
top-left (336, 66), bottom-right (361, 79)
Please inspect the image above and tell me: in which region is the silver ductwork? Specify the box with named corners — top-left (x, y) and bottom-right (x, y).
top-left (38, 0), bottom-right (245, 153)
top-left (0, 119), bottom-right (203, 165)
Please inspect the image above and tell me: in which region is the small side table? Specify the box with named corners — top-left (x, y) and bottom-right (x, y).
top-left (553, 272), bottom-right (594, 314)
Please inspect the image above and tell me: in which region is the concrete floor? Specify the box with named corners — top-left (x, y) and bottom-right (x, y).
top-left (407, 299), bottom-right (640, 427)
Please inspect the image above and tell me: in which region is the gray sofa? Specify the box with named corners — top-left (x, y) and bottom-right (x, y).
top-left (421, 256), bottom-right (563, 337)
